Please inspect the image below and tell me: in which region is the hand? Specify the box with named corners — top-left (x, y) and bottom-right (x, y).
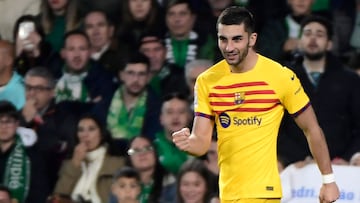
top-left (172, 128), bottom-right (191, 151)
top-left (22, 99), bottom-right (38, 122)
top-left (283, 38), bottom-right (299, 52)
top-left (72, 143), bottom-right (87, 167)
top-left (319, 182), bottom-right (340, 203)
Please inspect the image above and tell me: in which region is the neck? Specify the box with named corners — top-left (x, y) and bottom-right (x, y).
top-left (53, 9), bottom-right (65, 16)
top-left (0, 69), bottom-right (12, 86)
top-left (122, 89), bottom-right (140, 112)
top-left (303, 57), bottom-right (326, 72)
top-left (91, 43), bottom-right (109, 54)
top-left (231, 50), bottom-right (258, 73)
top-left (0, 139), bottom-right (15, 153)
top-left (172, 32), bottom-right (190, 40)
top-left (140, 168), bottom-right (154, 185)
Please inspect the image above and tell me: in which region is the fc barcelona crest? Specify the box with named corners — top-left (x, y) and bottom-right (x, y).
top-left (234, 92), bottom-right (245, 105)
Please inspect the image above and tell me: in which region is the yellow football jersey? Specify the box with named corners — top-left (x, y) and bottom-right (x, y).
top-left (194, 54), bottom-right (310, 200)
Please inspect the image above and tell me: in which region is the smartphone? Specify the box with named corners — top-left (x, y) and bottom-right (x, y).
top-left (18, 22), bottom-right (35, 40)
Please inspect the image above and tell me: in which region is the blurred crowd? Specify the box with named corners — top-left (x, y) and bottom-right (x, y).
top-left (0, 0), bottom-right (360, 203)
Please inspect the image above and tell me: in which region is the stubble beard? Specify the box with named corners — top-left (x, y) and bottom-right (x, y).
top-left (304, 51), bottom-right (326, 61)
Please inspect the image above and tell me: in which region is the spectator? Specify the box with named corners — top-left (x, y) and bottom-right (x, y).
top-left (0, 0), bottom-right (40, 42)
top-left (126, 136), bottom-right (176, 203)
top-left (164, 0), bottom-right (217, 68)
top-left (278, 15), bottom-right (360, 166)
top-left (83, 10), bottom-right (128, 76)
top-left (53, 114), bottom-right (125, 203)
top-left (154, 92), bottom-right (192, 174)
top-left (56, 30), bottom-right (117, 106)
top-left (111, 167), bottom-right (142, 203)
top-left (138, 33), bottom-right (188, 96)
top-left (257, 0), bottom-right (315, 63)
top-left (106, 52), bottom-right (161, 147)
top-left (176, 159), bottom-right (216, 203)
top-left (39, 0), bottom-right (81, 52)
top-left (13, 15), bottom-right (63, 79)
top-left (117, 0), bottom-right (166, 54)
top-left (0, 100), bottom-right (50, 203)
top-left (21, 67), bottom-right (80, 190)
top-left (0, 40), bottom-right (26, 110)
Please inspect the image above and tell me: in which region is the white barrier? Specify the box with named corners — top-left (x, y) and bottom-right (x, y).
top-left (281, 163), bottom-right (360, 203)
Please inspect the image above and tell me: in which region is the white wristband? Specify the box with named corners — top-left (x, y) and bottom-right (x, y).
top-left (322, 173), bottom-right (335, 184)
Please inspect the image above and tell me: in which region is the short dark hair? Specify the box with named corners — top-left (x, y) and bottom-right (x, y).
top-left (0, 100), bottom-right (19, 120)
top-left (113, 166), bottom-right (141, 184)
top-left (166, 0), bottom-right (195, 14)
top-left (217, 6), bottom-right (256, 34)
top-left (84, 9), bottom-right (115, 26)
top-left (125, 52), bottom-right (150, 72)
top-left (25, 66), bottom-right (56, 89)
top-left (300, 15), bottom-right (333, 40)
top-left (63, 30), bottom-right (91, 48)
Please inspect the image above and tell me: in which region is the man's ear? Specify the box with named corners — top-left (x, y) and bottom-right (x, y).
top-left (249, 33), bottom-right (257, 47)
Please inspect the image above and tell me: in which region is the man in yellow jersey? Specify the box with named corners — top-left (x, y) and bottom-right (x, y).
top-left (172, 6), bottom-right (339, 203)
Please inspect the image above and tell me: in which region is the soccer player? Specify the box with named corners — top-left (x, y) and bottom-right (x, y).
top-left (172, 6), bottom-right (339, 203)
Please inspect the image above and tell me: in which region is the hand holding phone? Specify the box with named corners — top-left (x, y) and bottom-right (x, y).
top-left (18, 21), bottom-right (35, 50)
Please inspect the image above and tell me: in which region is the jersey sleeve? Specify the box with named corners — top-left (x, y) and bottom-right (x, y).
top-left (194, 75), bottom-right (214, 119)
top-left (280, 67), bottom-right (310, 115)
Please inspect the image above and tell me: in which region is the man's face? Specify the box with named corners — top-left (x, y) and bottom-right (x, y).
top-left (120, 63), bottom-right (149, 96)
top-left (139, 39), bottom-right (166, 72)
top-left (160, 98), bottom-right (191, 136)
top-left (217, 23), bottom-right (256, 66)
top-left (207, 0), bottom-right (232, 11)
top-left (61, 34), bottom-right (90, 72)
top-left (0, 116), bottom-right (18, 143)
top-left (287, 0), bottom-right (314, 16)
top-left (129, 0), bottom-right (152, 21)
top-left (84, 12), bottom-right (114, 51)
top-left (166, 3), bottom-right (195, 39)
top-left (299, 22), bottom-right (331, 60)
top-left (25, 76), bottom-right (54, 111)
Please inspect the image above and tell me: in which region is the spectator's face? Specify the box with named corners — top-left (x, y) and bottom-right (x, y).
top-left (129, 0), bottom-right (152, 21)
top-left (84, 12), bottom-right (114, 51)
top-left (179, 171), bottom-right (207, 203)
top-left (0, 116), bottom-right (18, 144)
top-left (77, 118), bottom-right (102, 151)
top-left (299, 22), bottom-right (331, 60)
top-left (207, 0), bottom-right (232, 11)
top-left (128, 137), bottom-right (156, 172)
top-left (111, 177), bottom-right (141, 202)
top-left (62, 34), bottom-right (90, 72)
top-left (217, 23), bottom-right (256, 66)
top-left (120, 63), bottom-right (149, 96)
top-left (160, 98), bottom-right (191, 136)
top-left (25, 76), bottom-right (54, 111)
top-left (287, 0), bottom-right (314, 16)
top-left (166, 3), bottom-right (196, 39)
top-left (139, 38), bottom-right (166, 72)
top-left (48, 0), bottom-right (68, 14)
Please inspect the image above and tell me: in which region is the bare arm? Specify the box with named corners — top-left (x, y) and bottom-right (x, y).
top-left (294, 105), bottom-right (332, 174)
top-left (172, 116), bottom-right (214, 156)
top-left (294, 105), bottom-right (339, 202)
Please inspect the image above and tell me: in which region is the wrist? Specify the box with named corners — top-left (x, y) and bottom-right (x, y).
top-left (322, 173), bottom-right (335, 184)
